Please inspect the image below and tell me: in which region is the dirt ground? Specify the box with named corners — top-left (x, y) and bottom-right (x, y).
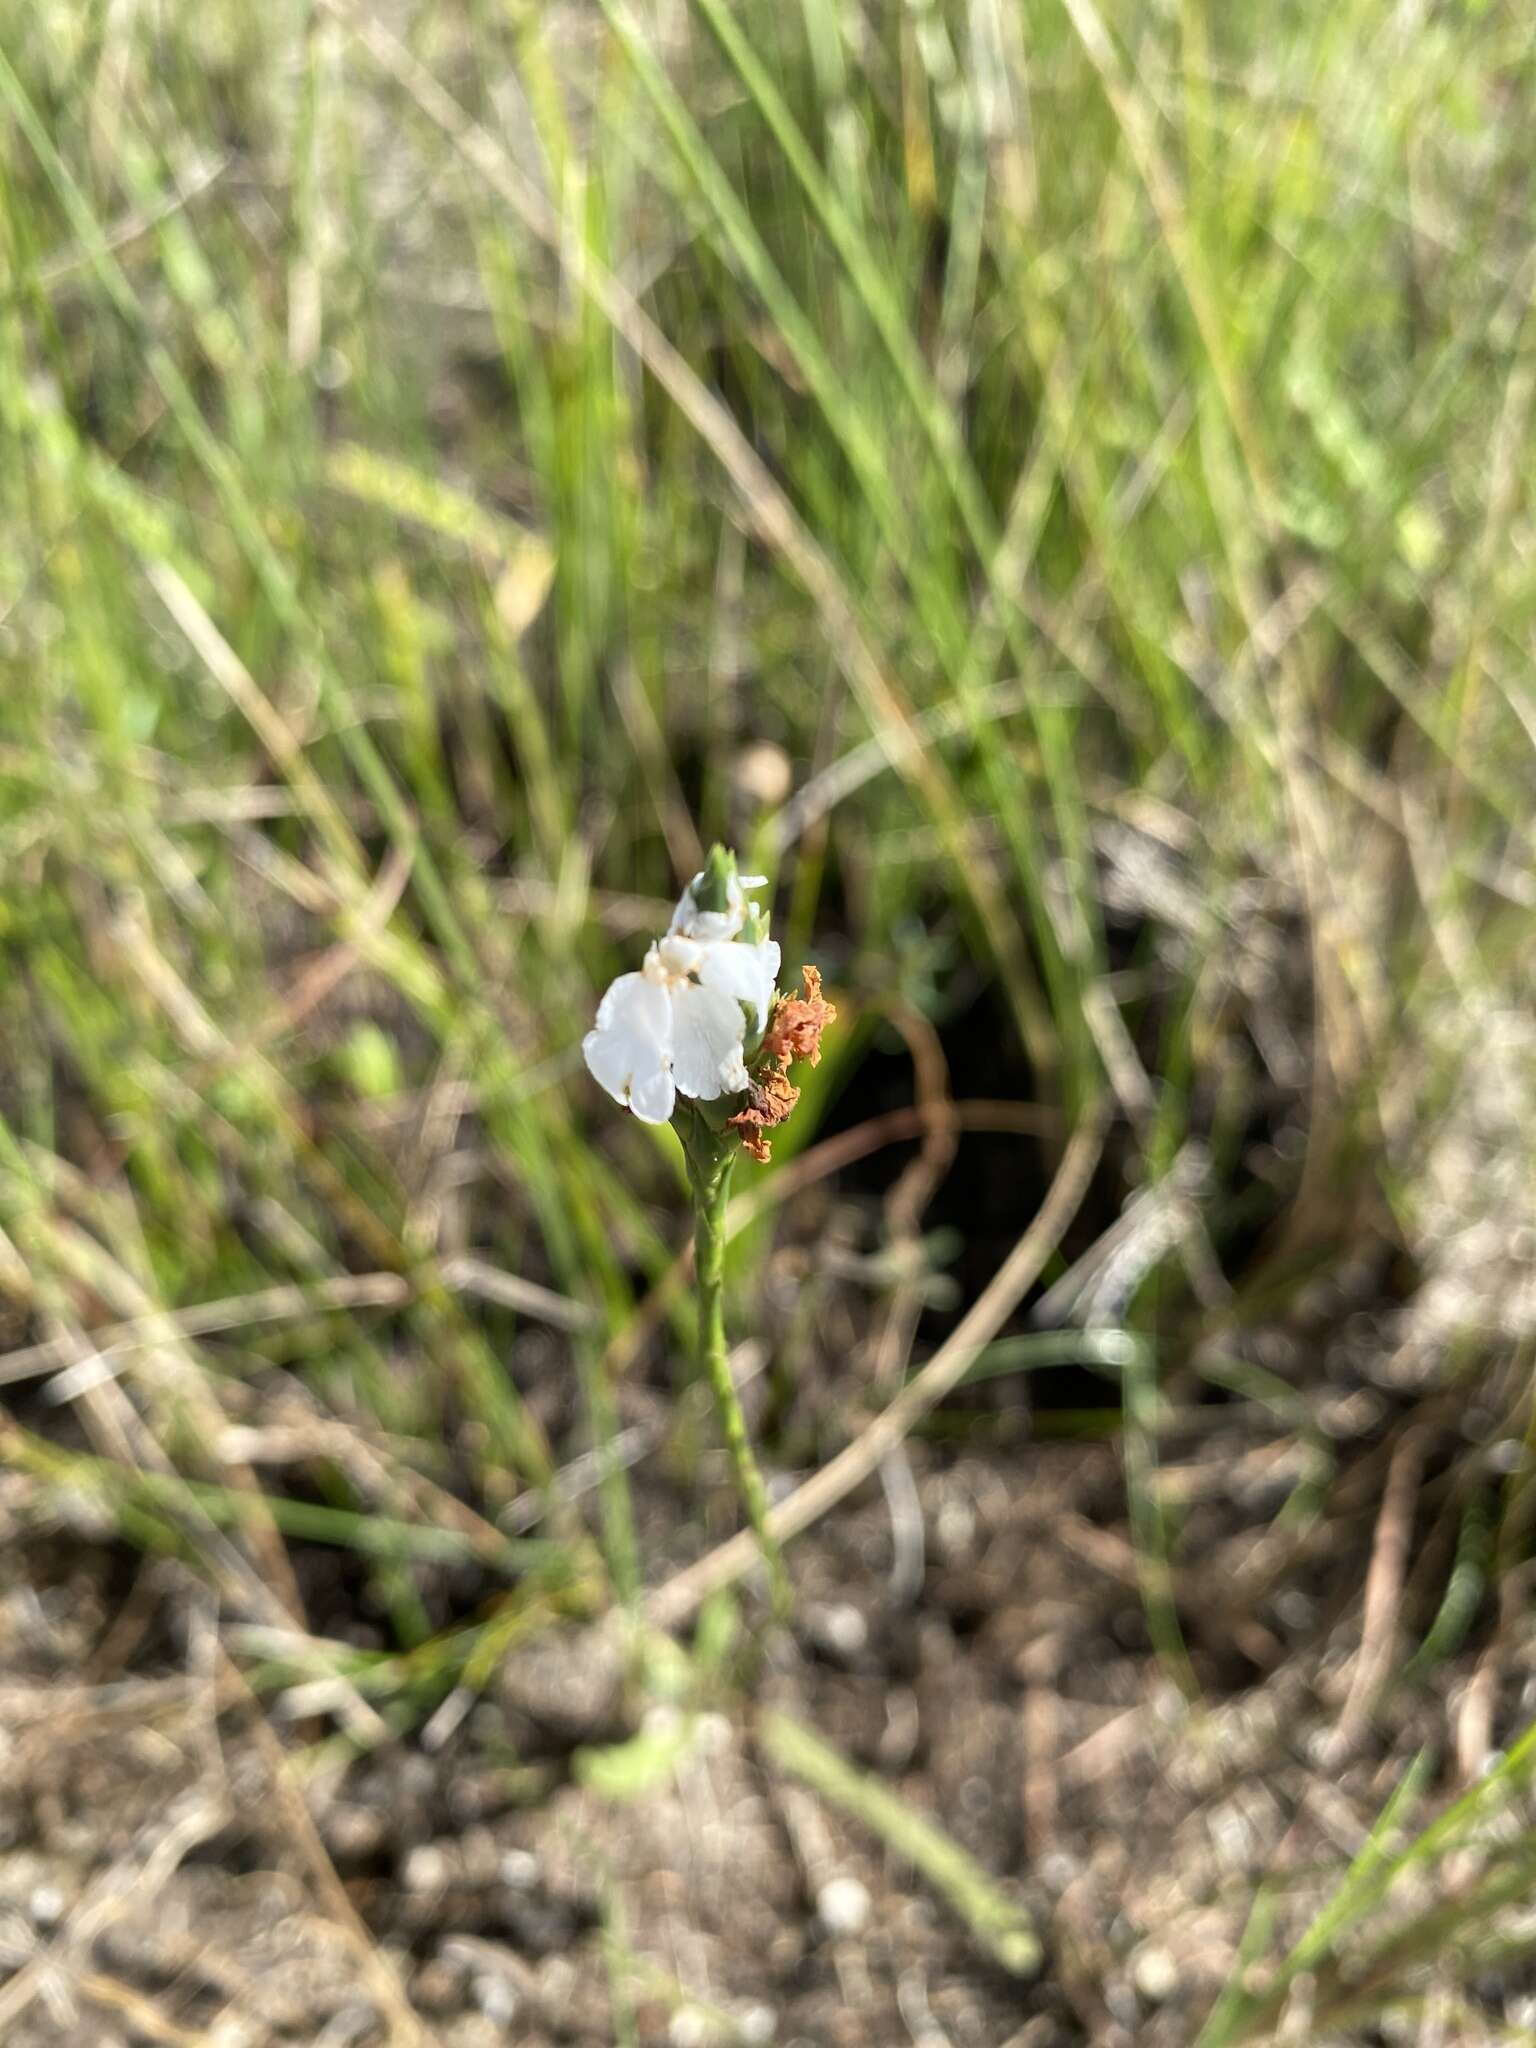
top-left (1, 1362), bottom-right (1520, 2048)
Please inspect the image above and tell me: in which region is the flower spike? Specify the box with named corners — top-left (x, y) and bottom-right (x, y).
top-left (581, 846), bottom-right (837, 1614)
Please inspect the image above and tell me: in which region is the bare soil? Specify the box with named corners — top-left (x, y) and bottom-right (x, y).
top-left (0, 1362), bottom-right (1512, 2048)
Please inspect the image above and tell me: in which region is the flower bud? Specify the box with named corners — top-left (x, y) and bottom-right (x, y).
top-left (690, 843), bottom-right (737, 916)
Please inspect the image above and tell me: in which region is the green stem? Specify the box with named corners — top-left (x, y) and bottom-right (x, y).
top-left (686, 1131), bottom-right (789, 1615)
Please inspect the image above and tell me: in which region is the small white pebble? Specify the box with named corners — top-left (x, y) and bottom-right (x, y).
top-left (738, 2005), bottom-right (777, 2044)
top-left (807, 1603), bottom-right (868, 1660)
top-left (1133, 1943), bottom-right (1180, 2004)
top-left (817, 1875), bottom-right (871, 1936)
top-left (669, 2009), bottom-right (710, 2048)
top-left (401, 1845), bottom-right (449, 1894)
top-left (28, 1887), bottom-right (64, 1929)
top-left (1273, 1588), bottom-right (1315, 1631)
top-left (499, 1848), bottom-right (541, 1890)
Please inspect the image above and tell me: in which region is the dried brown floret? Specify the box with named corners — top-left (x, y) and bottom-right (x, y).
top-left (727, 966), bottom-right (836, 1163)
top-left (762, 964), bottom-right (834, 1068)
top-left (727, 1067), bottom-right (801, 1162)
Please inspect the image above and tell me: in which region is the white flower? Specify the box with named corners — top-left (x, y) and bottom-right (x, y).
top-left (583, 875), bottom-right (780, 1126)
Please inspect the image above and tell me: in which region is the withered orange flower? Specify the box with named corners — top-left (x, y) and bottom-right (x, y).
top-left (727, 965), bottom-right (836, 1162)
top-left (727, 1067), bottom-right (800, 1163)
top-left (762, 964), bottom-right (834, 1068)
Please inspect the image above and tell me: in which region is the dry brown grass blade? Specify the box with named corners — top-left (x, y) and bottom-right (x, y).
top-left (144, 559), bottom-right (365, 880)
top-left (0, 1262), bottom-right (591, 1392)
top-left (1328, 1425), bottom-right (1426, 1762)
top-left (0, 1795), bottom-right (230, 2035)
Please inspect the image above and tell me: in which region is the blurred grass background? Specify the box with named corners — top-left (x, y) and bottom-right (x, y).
top-left (2, 0), bottom-right (1535, 2033)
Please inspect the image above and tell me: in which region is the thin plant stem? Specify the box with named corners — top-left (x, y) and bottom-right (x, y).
top-left (686, 1137), bottom-right (789, 1615)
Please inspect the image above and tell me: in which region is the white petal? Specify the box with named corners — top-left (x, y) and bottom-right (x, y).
top-left (594, 971), bottom-right (672, 1044)
top-left (672, 899), bottom-right (742, 945)
top-left (584, 1021), bottom-right (669, 1110)
top-left (718, 1046), bottom-right (751, 1094)
top-left (584, 973), bottom-right (674, 1118)
top-left (668, 980), bottom-right (750, 1100)
top-left (628, 1064), bottom-right (677, 1124)
top-left (697, 937), bottom-right (780, 1036)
